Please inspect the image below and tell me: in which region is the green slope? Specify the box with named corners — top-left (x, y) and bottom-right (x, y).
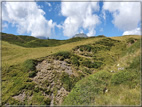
top-left (1, 32), bottom-right (95, 47)
top-left (63, 39), bottom-right (141, 105)
top-left (1, 34), bottom-right (141, 105)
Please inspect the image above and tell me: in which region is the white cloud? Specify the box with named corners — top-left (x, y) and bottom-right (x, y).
top-left (45, 2), bottom-right (51, 7)
top-left (2, 2), bottom-right (56, 38)
top-left (61, 2), bottom-right (100, 37)
top-left (103, 2), bottom-right (141, 31)
top-left (2, 22), bottom-right (8, 31)
top-left (123, 27), bottom-right (141, 35)
top-left (2, 22), bottom-right (8, 28)
top-left (79, 29), bottom-right (84, 33)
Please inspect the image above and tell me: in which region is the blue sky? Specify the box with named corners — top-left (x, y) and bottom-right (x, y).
top-left (2, 1), bottom-right (141, 40)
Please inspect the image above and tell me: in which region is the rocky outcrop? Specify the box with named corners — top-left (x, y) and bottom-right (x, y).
top-left (13, 92), bottom-right (26, 102)
top-left (73, 33), bottom-right (88, 38)
top-left (12, 55), bottom-right (81, 105)
top-left (31, 57), bottom-right (75, 105)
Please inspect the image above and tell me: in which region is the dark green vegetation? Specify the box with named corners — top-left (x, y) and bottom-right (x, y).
top-left (63, 38), bottom-right (141, 105)
top-left (2, 32), bottom-right (102, 48)
top-left (2, 33), bottom-right (141, 106)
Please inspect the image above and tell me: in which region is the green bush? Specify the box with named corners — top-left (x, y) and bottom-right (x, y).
top-left (34, 87), bottom-right (40, 93)
top-left (82, 68), bottom-right (91, 74)
top-left (79, 45), bottom-right (92, 52)
top-left (82, 60), bottom-right (92, 68)
top-left (19, 84), bottom-right (27, 90)
top-left (26, 79), bottom-right (32, 82)
top-left (25, 83), bottom-right (35, 90)
top-left (63, 71), bottom-right (112, 105)
top-left (80, 48), bottom-right (83, 52)
top-left (45, 89), bottom-right (51, 95)
top-left (4, 97), bottom-right (22, 105)
top-left (61, 72), bottom-right (71, 91)
top-left (31, 92), bottom-right (45, 105)
top-left (11, 72), bottom-right (17, 77)
top-left (61, 72), bottom-right (79, 91)
top-left (82, 59), bottom-right (103, 68)
top-left (123, 39), bottom-right (140, 55)
top-left (73, 46), bottom-right (79, 51)
top-left (94, 61), bottom-right (103, 68)
top-left (129, 56), bottom-right (140, 70)
top-left (29, 71), bottom-right (37, 78)
top-left (25, 39), bottom-right (49, 47)
top-left (54, 51), bottom-right (71, 60)
top-left (71, 55), bottom-right (80, 66)
top-left (111, 71), bottom-right (134, 85)
top-left (127, 38), bottom-right (138, 44)
top-left (23, 59), bottom-right (37, 72)
top-left (44, 98), bottom-right (51, 105)
top-left (97, 35), bottom-right (106, 37)
top-left (43, 80), bottom-right (50, 87)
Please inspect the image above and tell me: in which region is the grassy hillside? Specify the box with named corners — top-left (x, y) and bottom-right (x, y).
top-left (1, 34), bottom-right (141, 105)
top-left (63, 39), bottom-right (140, 105)
top-left (2, 36), bottom-right (104, 67)
top-left (1, 32), bottom-right (97, 48)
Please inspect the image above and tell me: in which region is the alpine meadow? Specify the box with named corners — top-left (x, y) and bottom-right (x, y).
top-left (1, 1), bottom-right (141, 106)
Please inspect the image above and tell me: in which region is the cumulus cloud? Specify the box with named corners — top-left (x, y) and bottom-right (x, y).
top-left (2, 22), bottom-right (8, 28)
top-left (2, 2), bottom-right (56, 38)
top-left (45, 2), bottom-right (51, 7)
top-left (61, 2), bottom-right (100, 37)
top-left (123, 27), bottom-right (141, 35)
top-left (103, 2), bottom-right (141, 31)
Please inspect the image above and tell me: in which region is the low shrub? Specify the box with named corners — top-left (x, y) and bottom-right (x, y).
top-left (61, 72), bottom-right (71, 91)
top-left (82, 59), bottom-right (103, 68)
top-left (129, 55), bottom-right (140, 70)
top-left (111, 71), bottom-right (135, 85)
top-left (11, 72), bottom-right (17, 77)
top-left (97, 35), bottom-right (106, 37)
top-left (19, 84), bottom-right (27, 90)
top-left (79, 45), bottom-right (92, 52)
top-left (122, 39), bottom-right (140, 55)
top-left (45, 89), bottom-right (51, 95)
top-left (34, 87), bottom-right (40, 93)
top-left (63, 71), bottom-right (112, 105)
top-left (29, 71), bottom-right (37, 78)
top-left (61, 72), bottom-right (79, 91)
top-left (44, 98), bottom-right (51, 105)
top-left (23, 59), bottom-right (38, 72)
top-left (71, 55), bottom-right (80, 66)
top-left (26, 79), bottom-right (32, 82)
top-left (25, 83), bottom-right (35, 90)
top-left (127, 38), bottom-right (138, 44)
top-left (82, 68), bottom-right (91, 74)
top-left (54, 51), bottom-right (71, 60)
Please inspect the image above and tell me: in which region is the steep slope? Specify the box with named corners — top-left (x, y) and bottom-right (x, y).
top-left (1, 35), bottom-right (141, 105)
top-left (2, 36), bottom-right (103, 66)
top-left (63, 38), bottom-right (141, 105)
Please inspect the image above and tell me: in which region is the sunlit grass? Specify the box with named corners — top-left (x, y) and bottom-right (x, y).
top-left (2, 37), bottom-right (103, 67)
top-left (1, 35), bottom-right (141, 105)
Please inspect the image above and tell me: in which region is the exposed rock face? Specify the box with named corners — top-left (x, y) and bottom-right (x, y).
top-left (55, 87), bottom-right (69, 105)
top-left (13, 92), bottom-right (26, 102)
top-left (32, 58), bottom-right (74, 105)
top-left (33, 59), bottom-right (73, 87)
top-left (73, 33), bottom-right (88, 38)
top-left (12, 56), bottom-right (79, 105)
